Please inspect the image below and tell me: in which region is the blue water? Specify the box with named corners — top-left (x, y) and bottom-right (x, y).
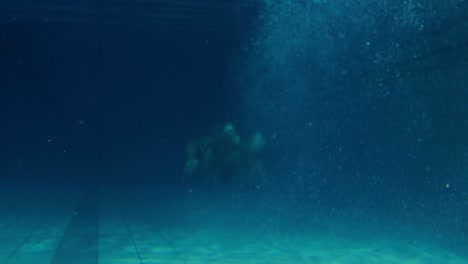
top-left (0, 1), bottom-right (467, 263)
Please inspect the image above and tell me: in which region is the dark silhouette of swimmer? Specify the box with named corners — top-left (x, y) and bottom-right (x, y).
top-left (184, 123), bottom-right (266, 184)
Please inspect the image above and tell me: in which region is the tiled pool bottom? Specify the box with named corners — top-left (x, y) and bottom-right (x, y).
top-left (99, 227), bottom-right (467, 264)
top-left (0, 185), bottom-right (466, 264)
top-left (2, 226), bottom-right (466, 264)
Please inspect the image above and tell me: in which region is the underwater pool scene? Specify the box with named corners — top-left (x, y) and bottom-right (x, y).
top-left (0, 0), bottom-right (467, 263)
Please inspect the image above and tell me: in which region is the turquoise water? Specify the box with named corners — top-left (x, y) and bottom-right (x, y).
top-left (0, 1), bottom-right (466, 263)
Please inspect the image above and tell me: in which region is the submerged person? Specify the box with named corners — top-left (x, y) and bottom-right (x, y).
top-left (184, 122), bottom-right (266, 185)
